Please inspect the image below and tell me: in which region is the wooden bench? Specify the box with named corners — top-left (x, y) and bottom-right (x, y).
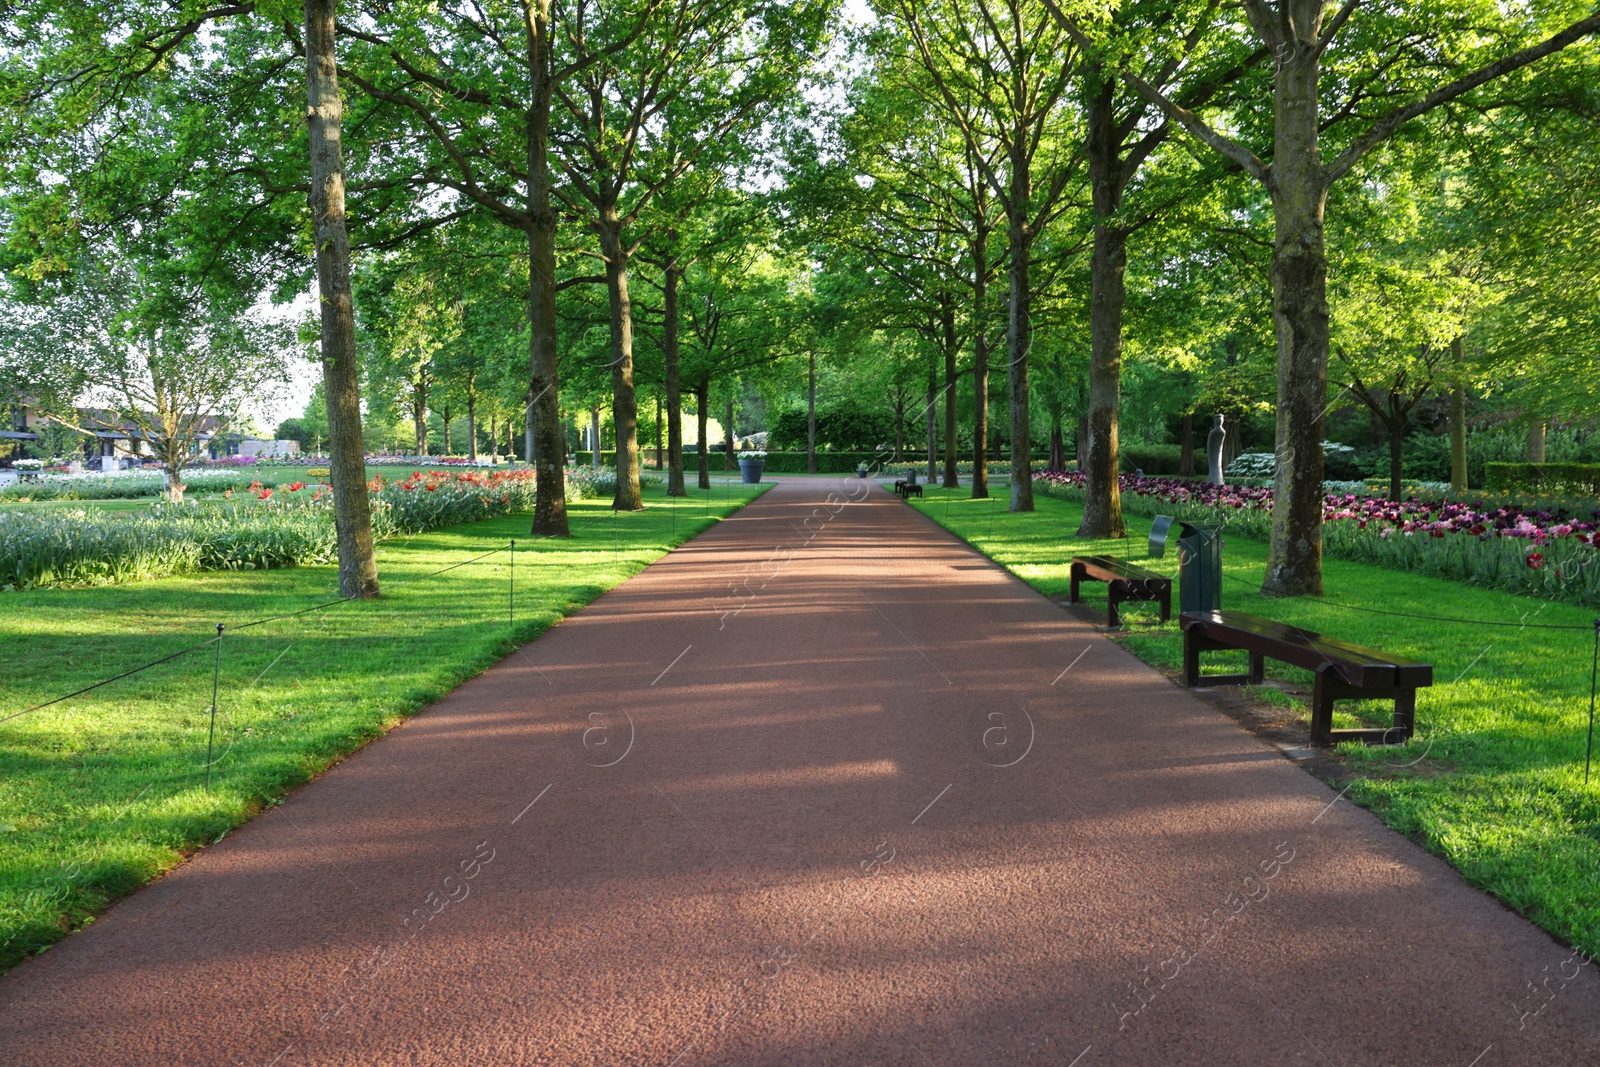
top-left (1069, 555), bottom-right (1172, 627)
top-left (903, 483), bottom-right (923, 500)
top-left (893, 479), bottom-right (908, 496)
top-left (1179, 609), bottom-right (1433, 746)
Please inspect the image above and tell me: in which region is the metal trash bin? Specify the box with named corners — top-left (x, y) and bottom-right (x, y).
top-left (1176, 522), bottom-right (1222, 613)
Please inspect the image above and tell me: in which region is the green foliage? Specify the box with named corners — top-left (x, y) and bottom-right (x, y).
top-left (769, 400), bottom-right (896, 451)
top-left (1484, 463), bottom-right (1600, 496)
top-left (1120, 444), bottom-right (1182, 475)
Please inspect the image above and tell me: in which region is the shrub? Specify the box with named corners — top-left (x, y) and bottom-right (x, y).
top-left (1484, 462), bottom-right (1600, 496)
top-left (1120, 444), bottom-right (1182, 475)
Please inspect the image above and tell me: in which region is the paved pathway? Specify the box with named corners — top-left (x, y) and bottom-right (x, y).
top-left (3, 479), bottom-right (1597, 1066)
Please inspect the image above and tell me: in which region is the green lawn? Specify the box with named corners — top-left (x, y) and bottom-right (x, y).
top-left (0, 481), bottom-right (764, 971)
top-left (911, 485), bottom-right (1600, 956)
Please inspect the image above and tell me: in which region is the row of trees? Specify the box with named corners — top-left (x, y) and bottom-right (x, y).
top-left (3, 2), bottom-right (1597, 599)
top-left (790, 0), bottom-right (1600, 596)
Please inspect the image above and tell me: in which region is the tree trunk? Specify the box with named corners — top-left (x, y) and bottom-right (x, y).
top-left (599, 212), bottom-right (643, 509)
top-left (806, 350), bottom-right (817, 474)
top-left (894, 391), bottom-right (905, 461)
top-left (466, 388), bottom-right (478, 461)
top-left (305, 0), bottom-right (378, 598)
top-left (925, 362), bottom-right (937, 482)
top-left (1179, 412), bottom-right (1195, 476)
top-left (487, 412), bottom-right (498, 460)
top-left (654, 394), bottom-right (662, 470)
top-left (1449, 336), bottom-right (1467, 492)
top-left (971, 233), bottom-right (990, 500)
top-left (1262, 44), bottom-right (1329, 597)
top-left (524, 0), bottom-right (568, 535)
top-left (1048, 425), bottom-right (1064, 472)
top-left (724, 389), bottom-right (736, 469)
top-left (441, 407), bottom-right (452, 455)
top-left (696, 376), bottom-right (711, 489)
top-left (412, 382), bottom-right (428, 455)
top-left (1078, 76), bottom-right (1126, 538)
top-left (1076, 414), bottom-right (1089, 469)
top-left (525, 388), bottom-right (536, 464)
top-left (1387, 411), bottom-right (1405, 501)
top-left (590, 406), bottom-right (601, 467)
top-left (1006, 139), bottom-right (1034, 512)
top-left (941, 293), bottom-right (959, 487)
top-left (664, 258), bottom-right (686, 496)
top-left (1526, 417), bottom-right (1546, 462)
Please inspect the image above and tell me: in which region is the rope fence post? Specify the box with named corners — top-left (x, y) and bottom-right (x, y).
top-left (205, 622), bottom-right (223, 793)
top-left (1586, 618), bottom-right (1599, 784)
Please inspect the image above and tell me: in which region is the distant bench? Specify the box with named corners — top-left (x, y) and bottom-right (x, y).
top-left (1179, 609), bottom-right (1433, 746)
top-left (1069, 555), bottom-right (1172, 628)
top-left (893, 480), bottom-right (922, 499)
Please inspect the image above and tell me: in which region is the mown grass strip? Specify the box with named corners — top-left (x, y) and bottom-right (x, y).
top-left (0, 481), bottom-right (763, 971)
top-left (911, 485), bottom-right (1600, 957)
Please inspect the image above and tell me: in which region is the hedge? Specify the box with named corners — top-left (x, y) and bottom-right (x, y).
top-left (1484, 462), bottom-right (1600, 495)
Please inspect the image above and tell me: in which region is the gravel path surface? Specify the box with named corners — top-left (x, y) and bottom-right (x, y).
top-left (4, 477), bottom-right (1597, 1066)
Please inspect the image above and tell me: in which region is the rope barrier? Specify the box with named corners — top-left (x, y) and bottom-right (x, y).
top-left (2, 542), bottom-right (516, 727)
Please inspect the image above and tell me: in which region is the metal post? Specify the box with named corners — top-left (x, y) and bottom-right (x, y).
top-left (1586, 619), bottom-right (1599, 784)
top-left (204, 627), bottom-right (224, 793)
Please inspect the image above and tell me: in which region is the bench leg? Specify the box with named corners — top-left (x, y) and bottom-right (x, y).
top-left (1310, 671), bottom-right (1336, 746)
top-left (1107, 581), bottom-right (1123, 628)
top-left (1248, 651), bottom-right (1264, 685)
top-left (1158, 586), bottom-right (1171, 624)
top-left (1069, 563), bottom-right (1084, 605)
top-left (1389, 689), bottom-right (1416, 743)
top-left (1182, 628), bottom-right (1201, 687)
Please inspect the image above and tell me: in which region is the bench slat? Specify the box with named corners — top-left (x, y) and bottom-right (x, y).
top-left (1181, 609), bottom-right (1432, 687)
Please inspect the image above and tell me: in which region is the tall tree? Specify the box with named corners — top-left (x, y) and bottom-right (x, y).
top-left (1086, 0), bottom-right (1600, 594)
top-left (882, 0), bottom-right (1084, 510)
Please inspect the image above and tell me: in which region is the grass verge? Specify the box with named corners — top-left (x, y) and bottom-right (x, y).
top-left (910, 485), bottom-right (1600, 956)
top-left (0, 481), bottom-right (764, 971)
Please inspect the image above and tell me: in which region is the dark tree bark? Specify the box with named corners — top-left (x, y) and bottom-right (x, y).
top-left (465, 381), bottom-right (478, 461)
top-left (599, 212), bottom-right (643, 509)
top-left (1449, 336), bottom-right (1467, 492)
top-left (1179, 412), bottom-right (1195, 476)
top-left (1048, 424), bottom-right (1065, 471)
top-left (971, 276), bottom-right (990, 500)
top-left (305, 0), bottom-right (377, 599)
top-left (589, 405), bottom-right (601, 466)
top-left (724, 390), bottom-right (736, 470)
top-left (941, 292), bottom-right (959, 487)
top-left (925, 359), bottom-right (937, 482)
top-left (1077, 73), bottom-right (1127, 538)
top-left (1005, 137), bottom-right (1035, 512)
top-left (663, 254), bottom-right (686, 495)
top-left (653, 394), bottom-right (662, 469)
top-left (806, 350), bottom-right (817, 474)
top-left (523, 0), bottom-right (569, 536)
top-left (696, 375), bottom-right (711, 489)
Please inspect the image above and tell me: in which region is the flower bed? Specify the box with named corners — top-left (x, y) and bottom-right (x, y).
top-left (1035, 470), bottom-right (1600, 607)
top-left (0, 469), bottom-right (268, 502)
top-left (1, 466), bottom-right (659, 591)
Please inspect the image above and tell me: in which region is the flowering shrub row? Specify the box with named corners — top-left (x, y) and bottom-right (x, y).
top-left (1035, 470), bottom-right (1600, 607)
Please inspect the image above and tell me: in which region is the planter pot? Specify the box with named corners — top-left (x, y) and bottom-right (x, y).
top-left (738, 458), bottom-right (766, 484)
